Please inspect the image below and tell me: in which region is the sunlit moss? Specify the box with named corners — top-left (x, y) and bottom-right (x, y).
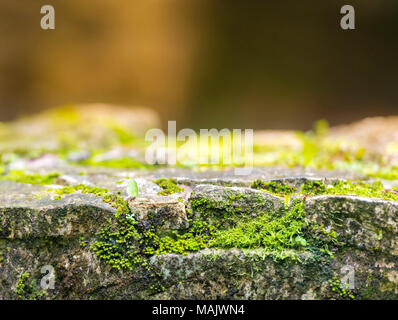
top-left (325, 180), bottom-right (398, 201)
top-left (77, 157), bottom-right (153, 169)
top-left (329, 277), bottom-right (355, 300)
top-left (0, 170), bottom-right (60, 185)
top-left (153, 178), bottom-right (184, 196)
top-left (301, 180), bottom-right (327, 195)
top-left (251, 179), bottom-right (398, 201)
top-left (251, 179), bottom-right (297, 196)
top-left (15, 272), bottom-right (47, 300)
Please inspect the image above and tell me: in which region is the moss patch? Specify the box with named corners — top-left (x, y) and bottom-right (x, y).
top-left (0, 170), bottom-right (60, 185)
top-left (154, 178), bottom-right (184, 196)
top-left (251, 180), bottom-right (297, 195)
top-left (251, 179), bottom-right (398, 201)
top-left (15, 272), bottom-right (47, 300)
top-left (77, 157), bottom-right (152, 169)
top-left (208, 200), bottom-right (307, 253)
top-left (329, 276), bottom-right (355, 300)
top-left (301, 180), bottom-right (327, 195)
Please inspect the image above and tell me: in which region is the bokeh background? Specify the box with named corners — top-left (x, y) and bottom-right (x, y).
top-left (0, 0), bottom-right (397, 130)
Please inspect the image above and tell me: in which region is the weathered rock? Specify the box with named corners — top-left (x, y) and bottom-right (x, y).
top-left (150, 248), bottom-right (398, 300)
top-left (2, 107), bottom-right (398, 300)
top-left (0, 168), bottom-right (397, 300)
top-left (304, 195), bottom-right (398, 256)
top-left (328, 116), bottom-right (398, 166)
top-left (128, 195), bottom-right (188, 231)
top-left (189, 184), bottom-right (283, 221)
top-left (0, 181), bottom-right (116, 239)
top-left (0, 104), bottom-right (160, 154)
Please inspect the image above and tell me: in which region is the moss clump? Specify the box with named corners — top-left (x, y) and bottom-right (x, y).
top-left (16, 272), bottom-right (31, 298)
top-left (249, 179), bottom-right (398, 201)
top-left (0, 170), bottom-right (60, 185)
top-left (154, 178), bottom-right (184, 196)
top-left (152, 198), bottom-right (340, 261)
top-left (49, 184), bottom-right (128, 215)
top-left (329, 277), bottom-right (355, 300)
top-left (251, 180), bottom-right (297, 195)
top-left (206, 199), bottom-right (339, 260)
top-left (77, 157), bottom-right (152, 169)
top-left (154, 220), bottom-right (216, 255)
top-left (301, 180), bottom-right (327, 195)
top-left (300, 180), bottom-right (398, 201)
top-left (189, 190), bottom-right (256, 228)
top-left (90, 214), bottom-right (143, 271)
top-left (325, 180), bottom-right (398, 202)
top-left (209, 200), bottom-right (306, 252)
top-left (16, 272), bottom-right (47, 300)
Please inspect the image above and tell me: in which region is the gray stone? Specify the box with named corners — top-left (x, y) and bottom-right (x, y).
top-left (0, 168), bottom-right (397, 300)
top-left (304, 195), bottom-right (398, 256)
top-left (128, 194), bottom-right (188, 230)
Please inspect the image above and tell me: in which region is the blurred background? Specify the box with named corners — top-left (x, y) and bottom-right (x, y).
top-left (0, 0), bottom-right (397, 130)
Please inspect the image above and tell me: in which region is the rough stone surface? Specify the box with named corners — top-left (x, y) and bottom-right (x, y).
top-left (304, 195), bottom-right (398, 256)
top-left (1, 111), bottom-right (398, 300)
top-left (128, 195), bottom-right (188, 231)
top-left (0, 181), bottom-right (116, 239)
top-left (189, 184), bottom-right (284, 221)
top-left (0, 168), bottom-right (397, 300)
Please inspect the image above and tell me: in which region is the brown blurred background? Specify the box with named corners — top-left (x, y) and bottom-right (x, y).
top-left (0, 0), bottom-right (397, 130)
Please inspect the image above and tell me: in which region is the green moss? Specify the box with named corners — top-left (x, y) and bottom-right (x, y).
top-left (209, 200), bottom-right (307, 252)
top-left (250, 179), bottom-right (398, 201)
top-left (77, 157), bottom-right (152, 169)
top-left (0, 170), bottom-right (60, 185)
top-left (49, 184), bottom-right (128, 216)
top-left (50, 184), bottom-right (145, 270)
top-left (79, 236), bottom-right (88, 248)
top-left (301, 180), bottom-right (327, 195)
top-left (251, 179), bottom-right (297, 195)
top-left (153, 178), bottom-right (184, 196)
top-left (154, 219), bottom-right (216, 255)
top-left (16, 272), bottom-right (30, 298)
top-left (325, 180), bottom-right (398, 201)
top-left (329, 277), bottom-right (355, 300)
top-left (189, 191), bottom-right (253, 228)
top-left (0, 250), bottom-right (4, 265)
top-left (151, 198), bottom-right (340, 262)
top-left (16, 272), bottom-right (47, 300)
